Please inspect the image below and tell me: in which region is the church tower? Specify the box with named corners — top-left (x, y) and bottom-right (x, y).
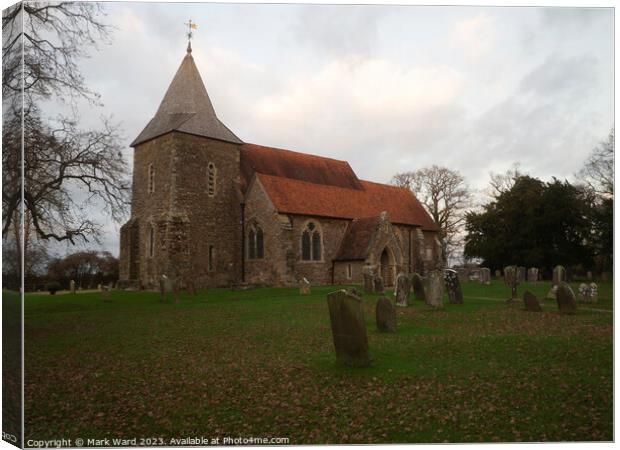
top-left (119, 42), bottom-right (243, 289)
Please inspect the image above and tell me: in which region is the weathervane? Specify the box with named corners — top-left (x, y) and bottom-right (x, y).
top-left (185, 19), bottom-right (198, 52)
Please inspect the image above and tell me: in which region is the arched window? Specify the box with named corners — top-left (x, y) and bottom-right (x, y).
top-left (301, 222), bottom-right (321, 261)
top-left (247, 224), bottom-right (264, 260)
top-left (208, 245), bottom-right (215, 271)
top-left (207, 162), bottom-right (216, 197)
top-left (148, 225), bottom-right (155, 257)
top-left (148, 164), bottom-right (155, 194)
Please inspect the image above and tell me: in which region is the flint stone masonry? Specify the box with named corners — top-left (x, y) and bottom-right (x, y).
top-left (326, 289), bottom-right (370, 367)
top-left (424, 270), bottom-right (444, 309)
top-left (376, 296), bottom-right (397, 332)
top-left (556, 282), bottom-right (577, 314)
top-left (443, 269), bottom-right (463, 304)
top-left (523, 291), bottom-right (542, 312)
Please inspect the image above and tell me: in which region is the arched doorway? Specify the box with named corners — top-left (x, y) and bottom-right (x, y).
top-left (380, 247), bottom-right (395, 287)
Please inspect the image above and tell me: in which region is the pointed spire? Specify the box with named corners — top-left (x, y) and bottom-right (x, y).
top-left (130, 47), bottom-right (242, 147)
top-left (187, 40), bottom-right (192, 54)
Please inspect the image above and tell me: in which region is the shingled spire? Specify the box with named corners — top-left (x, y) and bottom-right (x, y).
top-left (131, 45), bottom-right (242, 146)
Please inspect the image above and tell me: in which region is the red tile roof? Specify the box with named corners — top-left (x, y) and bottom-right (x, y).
top-left (335, 216), bottom-right (381, 261)
top-left (255, 173), bottom-right (438, 231)
top-left (240, 143), bottom-right (363, 192)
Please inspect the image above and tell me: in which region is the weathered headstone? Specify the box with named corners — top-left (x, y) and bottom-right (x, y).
top-left (456, 268), bottom-right (469, 283)
top-left (443, 269), bottom-right (463, 304)
top-left (326, 289), bottom-right (370, 366)
top-left (556, 282), bottom-right (577, 314)
top-left (479, 268), bottom-right (491, 285)
top-left (517, 266), bottom-right (526, 283)
top-left (552, 265), bottom-right (566, 286)
top-left (376, 296), bottom-right (396, 332)
top-left (97, 283), bottom-right (102, 292)
top-left (299, 277), bottom-right (311, 295)
top-left (424, 270), bottom-right (444, 309)
top-left (578, 282), bottom-right (598, 303)
top-left (504, 266), bottom-right (520, 303)
top-left (546, 285), bottom-right (558, 300)
top-left (523, 290), bottom-right (542, 312)
top-left (101, 285), bottom-right (112, 302)
top-left (527, 267), bottom-right (539, 283)
top-left (70, 280), bottom-right (76, 295)
top-left (159, 275), bottom-right (168, 302)
top-left (362, 266), bottom-right (375, 294)
top-left (373, 275), bottom-right (384, 294)
top-left (394, 273), bottom-right (411, 307)
top-left (495, 269), bottom-right (502, 279)
top-left (411, 273), bottom-right (425, 302)
top-left (349, 287), bottom-right (363, 298)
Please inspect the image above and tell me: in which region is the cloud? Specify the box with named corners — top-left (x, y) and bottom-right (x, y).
top-left (451, 13), bottom-right (496, 60)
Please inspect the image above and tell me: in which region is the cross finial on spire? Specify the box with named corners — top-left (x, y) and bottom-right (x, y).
top-left (185, 19), bottom-right (198, 53)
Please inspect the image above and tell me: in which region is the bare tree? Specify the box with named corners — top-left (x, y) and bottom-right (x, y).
top-left (578, 128), bottom-right (614, 198)
top-left (2, 2), bottom-right (128, 244)
top-left (392, 166), bottom-right (472, 266)
top-left (486, 163), bottom-right (522, 199)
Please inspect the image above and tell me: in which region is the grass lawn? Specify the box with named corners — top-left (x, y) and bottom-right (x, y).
top-left (22, 280), bottom-right (612, 444)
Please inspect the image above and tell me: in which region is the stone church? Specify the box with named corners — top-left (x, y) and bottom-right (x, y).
top-left (119, 42), bottom-right (441, 289)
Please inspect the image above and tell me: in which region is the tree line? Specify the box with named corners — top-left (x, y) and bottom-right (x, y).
top-left (392, 129), bottom-right (613, 278)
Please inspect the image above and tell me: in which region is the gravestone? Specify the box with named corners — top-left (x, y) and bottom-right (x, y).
top-left (349, 287), bottom-right (363, 298)
top-left (556, 282), bottom-right (577, 314)
top-left (411, 273), bottom-right (426, 302)
top-left (587, 271), bottom-right (593, 281)
top-left (456, 268), bottom-right (469, 283)
top-left (373, 275), bottom-right (384, 294)
top-left (159, 275), bottom-right (168, 302)
top-left (394, 273), bottom-right (411, 307)
top-left (578, 283), bottom-right (598, 303)
top-left (424, 270), bottom-right (444, 309)
top-left (479, 268), bottom-right (491, 285)
top-left (504, 266), bottom-right (520, 303)
top-left (376, 296), bottom-right (396, 332)
top-left (70, 280), bottom-right (76, 295)
top-left (97, 283), bottom-right (102, 292)
top-left (185, 277), bottom-right (197, 295)
top-left (443, 269), bottom-right (463, 304)
top-left (527, 267), bottom-right (539, 283)
top-left (523, 290), bottom-right (542, 312)
top-left (517, 266), bottom-right (526, 283)
top-left (326, 289), bottom-right (370, 366)
top-left (299, 277), bottom-right (311, 295)
top-left (546, 285), bottom-right (558, 300)
top-left (552, 265), bottom-right (566, 286)
top-left (101, 285), bottom-right (112, 302)
top-left (362, 266), bottom-right (375, 294)
top-left (172, 277), bottom-right (180, 304)
top-left (495, 269), bottom-right (502, 279)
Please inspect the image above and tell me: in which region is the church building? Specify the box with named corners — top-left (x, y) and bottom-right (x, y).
top-left (119, 42), bottom-right (441, 289)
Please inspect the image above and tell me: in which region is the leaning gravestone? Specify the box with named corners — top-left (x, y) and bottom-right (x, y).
top-left (362, 266), bottom-right (375, 294)
top-left (326, 289), bottom-right (370, 366)
top-left (373, 275), bottom-right (384, 294)
top-left (556, 282), bottom-right (577, 314)
top-left (443, 269), bottom-right (463, 304)
top-left (523, 291), bottom-right (542, 312)
top-left (479, 268), bottom-right (491, 285)
top-left (411, 273), bottom-right (426, 302)
top-left (70, 280), bottom-right (76, 295)
top-left (424, 270), bottom-right (444, 309)
top-left (299, 277), bottom-right (311, 295)
top-left (527, 267), bottom-right (539, 283)
top-left (394, 273), bottom-right (411, 307)
top-left (376, 296), bottom-right (396, 332)
top-left (552, 265), bottom-right (566, 286)
top-left (504, 266), bottom-right (520, 303)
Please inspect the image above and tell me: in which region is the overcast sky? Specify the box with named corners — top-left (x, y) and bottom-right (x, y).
top-left (45, 2), bottom-right (614, 256)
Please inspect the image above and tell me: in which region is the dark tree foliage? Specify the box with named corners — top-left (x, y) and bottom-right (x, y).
top-left (47, 250), bottom-right (119, 289)
top-left (464, 176), bottom-right (594, 272)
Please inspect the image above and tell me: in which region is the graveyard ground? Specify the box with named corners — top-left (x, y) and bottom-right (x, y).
top-left (23, 280), bottom-right (612, 443)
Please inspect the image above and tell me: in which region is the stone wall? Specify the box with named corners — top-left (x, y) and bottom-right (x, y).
top-left (333, 261), bottom-right (364, 285)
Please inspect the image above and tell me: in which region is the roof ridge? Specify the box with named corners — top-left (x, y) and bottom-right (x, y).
top-left (243, 142), bottom-right (349, 164)
top-left (256, 172), bottom-right (361, 191)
